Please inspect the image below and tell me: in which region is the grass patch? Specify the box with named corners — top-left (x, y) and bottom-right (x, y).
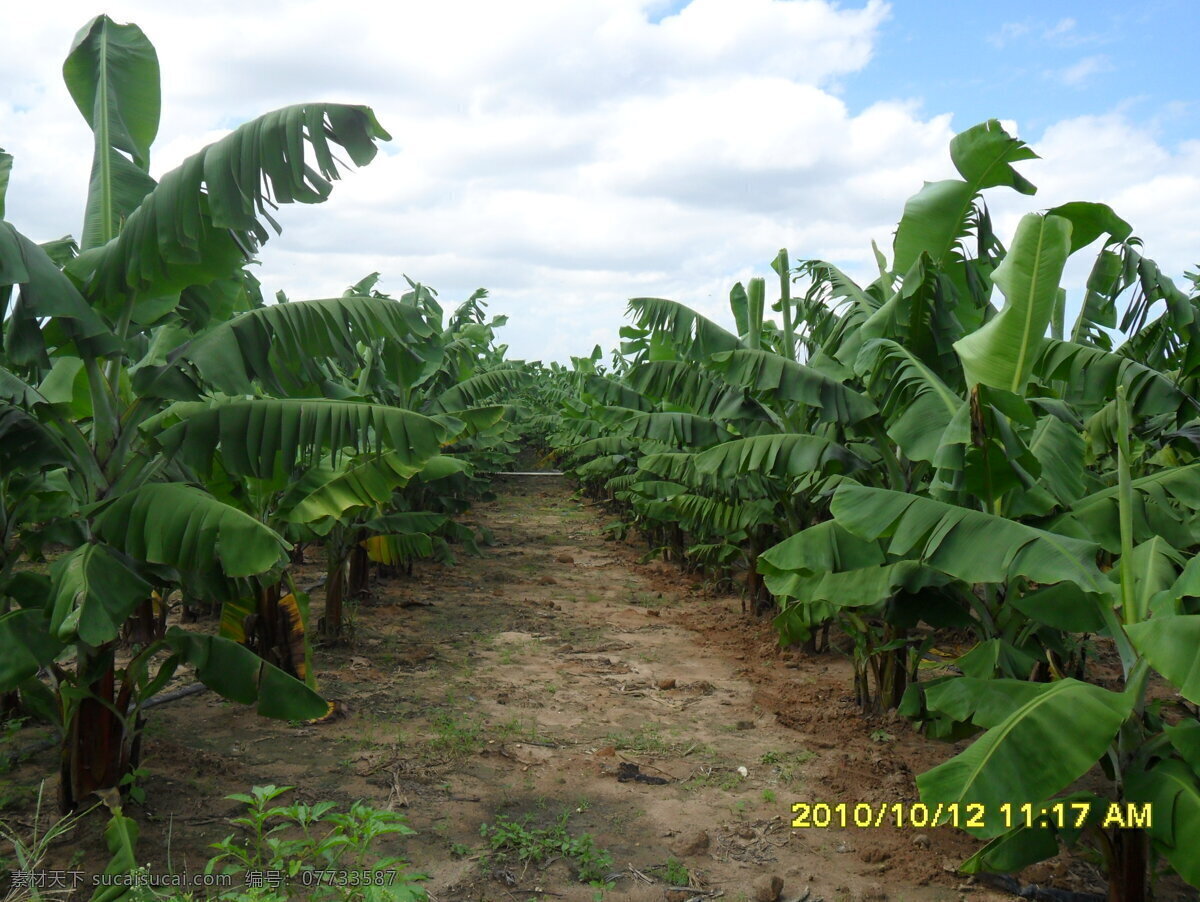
top-left (603, 724), bottom-right (678, 756)
top-left (683, 767), bottom-right (746, 792)
top-left (427, 711), bottom-right (484, 759)
top-left (492, 717), bottom-right (552, 744)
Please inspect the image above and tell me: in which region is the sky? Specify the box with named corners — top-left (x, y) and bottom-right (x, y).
top-left (2, 0), bottom-right (1198, 363)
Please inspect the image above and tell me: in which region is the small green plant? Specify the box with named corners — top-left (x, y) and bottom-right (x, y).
top-left (119, 767), bottom-right (151, 806)
top-left (201, 784), bottom-right (426, 901)
top-left (662, 856), bottom-right (689, 886)
top-left (869, 730), bottom-right (895, 744)
top-left (761, 789), bottom-right (777, 804)
top-left (479, 810), bottom-right (613, 886)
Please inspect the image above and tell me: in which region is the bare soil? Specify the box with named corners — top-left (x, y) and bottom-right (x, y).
top-left (0, 475), bottom-right (1163, 900)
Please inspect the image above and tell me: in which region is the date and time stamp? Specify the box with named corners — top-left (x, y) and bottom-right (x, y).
top-left (6, 802), bottom-right (1152, 891)
top-left (791, 800), bottom-right (1153, 831)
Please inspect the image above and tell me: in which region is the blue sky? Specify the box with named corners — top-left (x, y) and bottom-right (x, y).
top-left (2, 0), bottom-right (1198, 362)
top-left (844, 1), bottom-right (1198, 146)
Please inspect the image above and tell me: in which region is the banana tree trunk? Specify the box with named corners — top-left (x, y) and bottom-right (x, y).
top-left (60, 645), bottom-right (137, 812)
top-left (347, 541), bottom-right (370, 598)
top-left (250, 582), bottom-right (306, 678)
top-left (1107, 828), bottom-right (1147, 902)
top-left (744, 536), bottom-right (773, 616)
top-left (854, 624), bottom-right (909, 715)
top-left (122, 595), bottom-right (167, 646)
top-left (322, 552), bottom-right (346, 638)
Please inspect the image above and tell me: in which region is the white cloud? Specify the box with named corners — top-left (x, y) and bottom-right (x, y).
top-left (982, 114), bottom-right (1200, 318)
top-left (989, 21), bottom-right (1031, 48)
top-left (1058, 55), bottom-right (1114, 87)
top-left (1044, 17), bottom-right (1077, 40)
top-left (0, 2), bottom-right (1194, 363)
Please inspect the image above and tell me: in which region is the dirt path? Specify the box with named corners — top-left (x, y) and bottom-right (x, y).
top-left (8, 475), bottom-right (1061, 900)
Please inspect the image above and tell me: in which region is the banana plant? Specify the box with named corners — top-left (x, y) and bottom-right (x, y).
top-left (908, 390), bottom-right (1200, 899)
top-left (0, 15), bottom-right (411, 811)
top-left (764, 193), bottom-right (1200, 894)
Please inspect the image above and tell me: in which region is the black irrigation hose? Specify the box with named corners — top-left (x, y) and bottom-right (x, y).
top-left (3, 575), bottom-right (331, 769)
top-left (980, 874), bottom-right (1106, 902)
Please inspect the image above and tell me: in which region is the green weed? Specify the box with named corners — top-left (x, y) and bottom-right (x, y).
top-left (479, 810), bottom-right (612, 886)
top-left (662, 856), bottom-right (689, 885)
top-left (429, 712), bottom-right (484, 758)
top-left (759, 749), bottom-right (814, 785)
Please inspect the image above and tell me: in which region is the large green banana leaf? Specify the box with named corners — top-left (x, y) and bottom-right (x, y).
top-left (1050, 464), bottom-right (1200, 553)
top-left (1045, 201), bottom-right (1131, 255)
top-left (954, 213), bottom-right (1072, 393)
top-left (143, 398), bottom-right (450, 478)
top-left (1127, 614), bottom-right (1200, 703)
top-left (830, 483), bottom-right (1107, 592)
top-left (431, 405), bottom-right (504, 441)
top-left (63, 15), bottom-right (160, 251)
top-left (0, 223), bottom-right (119, 363)
top-left (164, 628), bottom-right (325, 720)
top-left (1125, 758), bottom-right (1200, 885)
top-left (67, 103), bottom-right (390, 305)
top-left (93, 482), bottom-right (290, 577)
top-left (1025, 413), bottom-right (1086, 505)
top-left (707, 349), bottom-right (877, 423)
top-left (158, 295), bottom-right (433, 397)
top-left (568, 436), bottom-right (634, 461)
top-left (637, 452), bottom-right (697, 484)
top-left (959, 790), bottom-right (1101, 874)
top-left (626, 297), bottom-right (743, 358)
top-left (855, 338), bottom-right (961, 462)
top-left (0, 608), bottom-right (63, 692)
top-left (670, 494), bottom-right (775, 535)
top-left (693, 434), bottom-right (866, 481)
top-left (759, 521), bottom-right (950, 610)
top-left (893, 120), bottom-right (1037, 274)
top-left (425, 366), bottom-right (526, 413)
top-left (48, 543), bottom-right (152, 645)
top-left (625, 360), bottom-right (756, 421)
top-left (1117, 537), bottom-right (1187, 622)
top-left (625, 411), bottom-right (726, 449)
top-left (1034, 339), bottom-right (1184, 417)
top-left (277, 453), bottom-right (422, 527)
top-left (0, 405), bottom-right (71, 472)
top-left (917, 678), bottom-right (1131, 838)
top-left (580, 374), bottom-right (655, 412)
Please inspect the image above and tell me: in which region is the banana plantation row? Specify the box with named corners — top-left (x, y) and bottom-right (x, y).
top-left (1, 13), bottom-right (1197, 902)
top-left (535, 124), bottom-right (1200, 900)
top-left (0, 13), bottom-right (526, 838)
